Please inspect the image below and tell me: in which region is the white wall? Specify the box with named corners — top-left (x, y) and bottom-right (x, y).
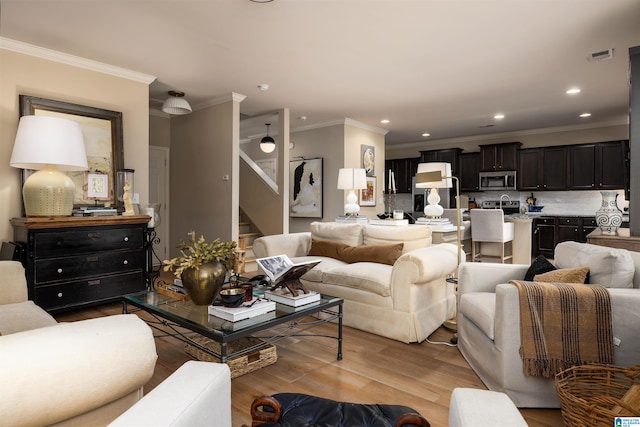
top-left (0, 47), bottom-right (151, 243)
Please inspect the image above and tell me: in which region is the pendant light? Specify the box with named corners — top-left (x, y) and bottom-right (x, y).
top-left (162, 91), bottom-right (192, 115)
top-left (260, 123), bottom-right (276, 153)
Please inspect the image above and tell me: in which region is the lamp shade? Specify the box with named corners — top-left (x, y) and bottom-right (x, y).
top-left (10, 115), bottom-right (88, 170)
top-left (415, 162), bottom-right (452, 188)
top-left (337, 168), bottom-right (367, 190)
top-left (162, 91), bottom-right (192, 115)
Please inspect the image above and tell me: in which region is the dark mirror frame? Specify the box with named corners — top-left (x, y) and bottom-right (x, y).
top-left (19, 95), bottom-right (125, 210)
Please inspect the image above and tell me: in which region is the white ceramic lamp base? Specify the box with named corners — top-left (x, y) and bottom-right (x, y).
top-left (424, 187), bottom-right (444, 218)
top-left (344, 189), bottom-right (361, 215)
top-left (22, 165), bottom-right (76, 216)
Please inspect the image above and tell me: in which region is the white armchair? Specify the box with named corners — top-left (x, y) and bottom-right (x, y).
top-left (456, 242), bottom-right (640, 407)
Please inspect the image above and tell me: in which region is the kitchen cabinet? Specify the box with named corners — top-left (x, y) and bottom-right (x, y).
top-left (532, 217), bottom-right (556, 258)
top-left (419, 148), bottom-right (461, 177)
top-left (568, 141), bottom-right (628, 190)
top-left (459, 152), bottom-right (480, 191)
top-left (10, 216), bottom-right (150, 312)
top-left (532, 216), bottom-right (601, 258)
top-left (385, 157), bottom-right (419, 193)
top-left (480, 142), bottom-right (521, 172)
top-left (518, 147), bottom-right (567, 191)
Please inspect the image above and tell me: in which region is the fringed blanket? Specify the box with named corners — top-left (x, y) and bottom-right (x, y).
top-left (509, 280), bottom-right (614, 378)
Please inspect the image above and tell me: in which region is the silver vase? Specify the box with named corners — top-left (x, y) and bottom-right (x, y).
top-left (595, 191), bottom-right (623, 235)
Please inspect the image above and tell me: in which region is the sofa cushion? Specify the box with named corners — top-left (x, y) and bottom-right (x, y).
top-left (0, 301), bottom-right (57, 335)
top-left (321, 263), bottom-right (392, 297)
top-left (554, 241), bottom-right (634, 288)
top-left (310, 222), bottom-right (363, 246)
top-left (534, 266), bottom-right (590, 284)
top-left (292, 256), bottom-right (347, 283)
top-left (363, 224), bottom-right (431, 254)
top-left (308, 239), bottom-right (403, 266)
top-left (524, 255), bottom-right (556, 281)
top-left (459, 293), bottom-right (496, 340)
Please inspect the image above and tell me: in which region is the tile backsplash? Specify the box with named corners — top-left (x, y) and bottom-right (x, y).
top-left (390, 189), bottom-right (628, 218)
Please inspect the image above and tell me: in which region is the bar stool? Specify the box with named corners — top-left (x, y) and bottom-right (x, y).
top-left (469, 209), bottom-right (514, 263)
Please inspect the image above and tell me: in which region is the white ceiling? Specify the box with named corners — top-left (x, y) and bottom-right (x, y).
top-left (1, 0), bottom-right (639, 146)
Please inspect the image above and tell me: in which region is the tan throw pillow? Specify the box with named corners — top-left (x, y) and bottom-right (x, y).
top-left (308, 239), bottom-right (349, 259)
top-left (534, 266), bottom-right (590, 284)
top-left (340, 243), bottom-right (404, 266)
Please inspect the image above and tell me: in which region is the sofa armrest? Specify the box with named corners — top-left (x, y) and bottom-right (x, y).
top-left (392, 244), bottom-right (458, 285)
top-left (0, 260), bottom-right (28, 305)
top-left (109, 361), bottom-right (231, 427)
top-left (253, 232), bottom-right (312, 259)
top-left (458, 262), bottom-right (529, 296)
top-left (0, 314), bottom-right (157, 426)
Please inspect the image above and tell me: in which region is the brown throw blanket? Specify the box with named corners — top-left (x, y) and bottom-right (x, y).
top-left (509, 280), bottom-right (614, 378)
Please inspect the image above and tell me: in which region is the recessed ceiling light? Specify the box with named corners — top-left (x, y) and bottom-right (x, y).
top-left (298, 115), bottom-right (307, 121)
top-left (579, 113), bottom-right (592, 118)
top-left (494, 114), bottom-right (505, 120)
top-left (566, 88), bottom-right (581, 95)
top-left (380, 119), bottom-right (390, 124)
top-left (422, 133), bottom-right (430, 137)
top-left (257, 84), bottom-right (269, 91)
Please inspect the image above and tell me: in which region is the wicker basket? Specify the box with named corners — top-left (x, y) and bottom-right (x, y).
top-left (555, 364), bottom-right (640, 427)
top-left (184, 335), bottom-right (277, 378)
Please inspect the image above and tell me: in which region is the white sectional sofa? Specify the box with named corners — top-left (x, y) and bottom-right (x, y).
top-left (253, 221), bottom-right (459, 343)
top-left (457, 241), bottom-right (640, 408)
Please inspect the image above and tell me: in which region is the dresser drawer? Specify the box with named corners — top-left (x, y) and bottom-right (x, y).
top-left (34, 250), bottom-right (145, 284)
top-left (34, 227), bottom-right (144, 258)
top-left (34, 271), bottom-right (145, 311)
top-left (558, 217), bottom-right (580, 226)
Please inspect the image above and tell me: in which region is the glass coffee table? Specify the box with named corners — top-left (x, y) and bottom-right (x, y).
top-left (122, 290), bottom-right (343, 363)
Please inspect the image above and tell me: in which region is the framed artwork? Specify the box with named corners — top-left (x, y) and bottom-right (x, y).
top-left (361, 144), bottom-right (375, 176)
top-left (86, 173), bottom-right (109, 199)
top-left (19, 95), bottom-right (124, 209)
top-left (289, 157), bottom-right (323, 218)
top-left (359, 176), bottom-right (376, 206)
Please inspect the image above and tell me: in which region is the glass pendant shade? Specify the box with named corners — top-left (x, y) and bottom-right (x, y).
top-left (162, 91), bottom-right (192, 115)
top-left (260, 123), bottom-right (276, 153)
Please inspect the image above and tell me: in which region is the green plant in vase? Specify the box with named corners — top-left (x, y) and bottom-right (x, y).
top-left (163, 231), bottom-right (237, 305)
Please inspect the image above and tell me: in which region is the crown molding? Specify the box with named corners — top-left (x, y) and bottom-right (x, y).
top-left (291, 118), bottom-right (389, 135)
top-left (0, 37), bottom-right (156, 84)
top-left (193, 92), bottom-right (247, 110)
top-left (389, 118), bottom-right (630, 150)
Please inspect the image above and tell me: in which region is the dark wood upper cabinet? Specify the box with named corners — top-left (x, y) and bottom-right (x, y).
top-left (385, 157), bottom-right (419, 193)
top-left (480, 142), bottom-right (521, 171)
top-left (419, 148), bottom-right (462, 178)
top-left (459, 152), bottom-right (480, 191)
top-left (517, 148), bottom-right (542, 190)
top-left (568, 141), bottom-right (628, 190)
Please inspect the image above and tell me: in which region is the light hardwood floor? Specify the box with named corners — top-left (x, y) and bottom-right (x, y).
top-left (55, 302), bottom-right (564, 427)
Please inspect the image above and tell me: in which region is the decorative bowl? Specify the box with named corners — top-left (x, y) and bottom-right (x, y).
top-left (528, 205), bottom-right (544, 212)
top-left (219, 288), bottom-right (245, 307)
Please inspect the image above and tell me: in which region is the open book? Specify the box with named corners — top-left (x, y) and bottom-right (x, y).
top-left (256, 255), bottom-right (320, 284)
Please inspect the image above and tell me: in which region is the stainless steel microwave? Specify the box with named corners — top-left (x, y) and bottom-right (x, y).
top-left (479, 171), bottom-right (517, 191)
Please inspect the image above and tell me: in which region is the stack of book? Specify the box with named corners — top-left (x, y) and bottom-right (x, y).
top-left (264, 289), bottom-right (321, 307)
top-left (208, 299), bottom-right (275, 322)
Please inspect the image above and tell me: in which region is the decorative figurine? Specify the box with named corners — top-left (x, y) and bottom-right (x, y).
top-left (122, 180), bottom-right (135, 216)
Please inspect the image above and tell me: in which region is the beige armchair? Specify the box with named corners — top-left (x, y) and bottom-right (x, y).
top-left (456, 242), bottom-right (640, 407)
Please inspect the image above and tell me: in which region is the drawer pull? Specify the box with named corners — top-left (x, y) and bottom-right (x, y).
top-left (87, 232), bottom-right (102, 238)
top-left (124, 237), bottom-right (129, 242)
top-left (123, 260), bottom-right (129, 265)
top-left (88, 279), bottom-right (101, 286)
top-left (57, 268), bottom-right (63, 274)
top-left (87, 256), bottom-right (99, 262)
top-left (57, 292), bottom-right (63, 298)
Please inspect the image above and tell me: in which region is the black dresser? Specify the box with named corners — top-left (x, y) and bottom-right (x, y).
top-left (11, 216), bottom-right (150, 312)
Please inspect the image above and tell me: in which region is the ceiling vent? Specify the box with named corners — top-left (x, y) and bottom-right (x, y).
top-left (588, 49), bottom-right (614, 62)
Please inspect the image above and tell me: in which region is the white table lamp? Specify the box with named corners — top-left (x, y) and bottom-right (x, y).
top-left (10, 115), bottom-right (88, 216)
top-left (337, 168), bottom-right (367, 215)
top-left (415, 162), bottom-right (452, 218)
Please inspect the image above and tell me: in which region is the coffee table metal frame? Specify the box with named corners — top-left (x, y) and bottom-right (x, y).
top-left (122, 291), bottom-right (343, 363)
